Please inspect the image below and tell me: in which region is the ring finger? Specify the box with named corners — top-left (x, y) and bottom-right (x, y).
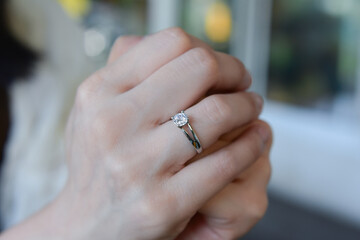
top-left (151, 91), bottom-right (263, 171)
top-left (123, 47), bottom-right (252, 126)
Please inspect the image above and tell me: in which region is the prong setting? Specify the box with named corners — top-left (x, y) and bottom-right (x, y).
top-left (170, 110), bottom-right (202, 154)
top-left (172, 111), bottom-right (189, 127)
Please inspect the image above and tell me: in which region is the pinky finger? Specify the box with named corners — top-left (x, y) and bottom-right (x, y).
top-left (166, 123), bottom-right (271, 217)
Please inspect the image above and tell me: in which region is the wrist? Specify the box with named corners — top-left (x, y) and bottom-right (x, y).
top-left (0, 185), bottom-right (90, 240)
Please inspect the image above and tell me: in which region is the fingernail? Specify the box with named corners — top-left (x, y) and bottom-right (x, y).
top-left (252, 93), bottom-right (264, 112)
top-left (257, 125), bottom-right (270, 143)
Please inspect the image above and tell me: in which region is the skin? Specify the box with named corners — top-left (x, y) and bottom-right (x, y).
top-left (0, 28), bottom-right (272, 240)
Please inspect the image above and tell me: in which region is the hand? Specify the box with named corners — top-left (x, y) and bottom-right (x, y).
top-left (0, 28), bottom-right (271, 240)
top-left (109, 36), bottom-right (273, 239)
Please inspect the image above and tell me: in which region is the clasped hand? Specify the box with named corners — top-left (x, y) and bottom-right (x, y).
top-left (1, 28), bottom-right (272, 240)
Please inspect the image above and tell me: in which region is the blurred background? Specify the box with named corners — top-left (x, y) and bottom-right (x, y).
top-left (1, 0), bottom-right (360, 239)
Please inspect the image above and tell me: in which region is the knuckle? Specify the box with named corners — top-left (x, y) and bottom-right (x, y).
top-left (88, 96), bottom-right (141, 139)
top-left (76, 83), bottom-right (92, 106)
top-left (112, 35), bottom-right (140, 52)
top-left (203, 95), bottom-right (231, 124)
top-left (105, 165), bottom-right (141, 202)
top-left (248, 194), bottom-right (269, 221)
top-left (138, 199), bottom-right (159, 223)
top-left (139, 194), bottom-right (177, 231)
top-left (190, 47), bottom-right (219, 77)
top-left (120, 95), bottom-right (143, 115)
top-left (110, 36), bottom-right (128, 56)
top-left (165, 27), bottom-right (189, 40)
top-left (113, 36), bottom-right (126, 49)
top-left (90, 110), bottom-right (114, 138)
top-left (163, 27), bottom-right (192, 50)
top-left (76, 82), bottom-right (90, 105)
top-left (76, 72), bottom-right (104, 104)
top-left (244, 134), bottom-right (263, 161)
top-left (216, 149), bottom-right (238, 180)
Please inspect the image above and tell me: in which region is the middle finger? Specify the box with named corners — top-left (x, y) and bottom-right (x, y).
top-left (151, 91), bottom-right (263, 170)
top-left (125, 47), bottom-right (251, 124)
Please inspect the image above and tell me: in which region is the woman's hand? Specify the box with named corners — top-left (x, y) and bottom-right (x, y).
top-left (0, 28), bottom-right (271, 240)
top-left (107, 35), bottom-right (273, 239)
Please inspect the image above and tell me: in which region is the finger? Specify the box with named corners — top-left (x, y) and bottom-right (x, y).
top-left (166, 123), bottom-right (271, 216)
top-left (107, 36), bottom-right (143, 64)
top-left (129, 46), bottom-right (251, 124)
top-left (174, 34), bottom-right (252, 91)
top-left (175, 157), bottom-right (271, 240)
top-left (213, 51), bottom-right (252, 92)
top-left (97, 28), bottom-right (194, 94)
top-left (95, 27), bottom-right (251, 96)
top-left (235, 121), bottom-right (273, 183)
top-left (198, 155), bottom-right (272, 239)
top-left (200, 155), bottom-right (272, 219)
top-left (175, 121), bottom-right (272, 240)
top-left (169, 34), bottom-right (252, 92)
top-left (191, 119), bottom-right (271, 166)
top-left (196, 124), bottom-right (273, 238)
top-left (152, 92), bottom-right (263, 171)
top-left (194, 121), bottom-right (273, 220)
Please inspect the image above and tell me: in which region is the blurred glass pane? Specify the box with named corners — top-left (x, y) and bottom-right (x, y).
top-left (180, 0), bottom-right (233, 53)
top-left (267, 0), bottom-right (359, 116)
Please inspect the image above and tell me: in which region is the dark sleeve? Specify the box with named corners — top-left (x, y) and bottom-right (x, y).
top-left (0, 87), bottom-right (9, 169)
top-left (0, 0), bottom-right (38, 87)
top-left (0, 0), bottom-right (38, 158)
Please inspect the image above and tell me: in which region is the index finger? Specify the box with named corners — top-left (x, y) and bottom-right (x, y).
top-left (96, 28), bottom-right (251, 96)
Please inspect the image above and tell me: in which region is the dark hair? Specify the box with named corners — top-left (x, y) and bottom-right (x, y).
top-left (0, 0), bottom-right (37, 87)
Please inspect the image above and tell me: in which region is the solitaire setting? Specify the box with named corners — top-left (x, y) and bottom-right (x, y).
top-left (171, 111), bottom-right (203, 154)
top-left (172, 112), bottom-right (189, 127)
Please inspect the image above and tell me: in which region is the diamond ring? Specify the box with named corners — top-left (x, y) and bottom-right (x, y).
top-left (171, 111), bottom-right (202, 154)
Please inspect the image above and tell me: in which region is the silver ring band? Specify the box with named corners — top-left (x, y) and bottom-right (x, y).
top-left (171, 111), bottom-right (203, 154)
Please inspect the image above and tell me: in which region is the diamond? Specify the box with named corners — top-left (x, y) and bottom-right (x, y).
top-left (172, 112), bottom-right (188, 127)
